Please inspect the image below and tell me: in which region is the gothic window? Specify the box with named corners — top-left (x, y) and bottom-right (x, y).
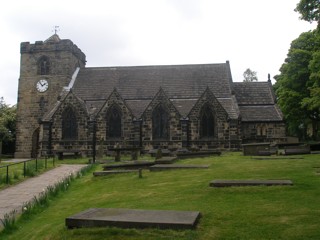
top-left (152, 105), bottom-right (169, 139)
top-left (62, 107), bottom-right (78, 140)
top-left (106, 106), bottom-right (122, 138)
top-left (200, 104), bottom-right (215, 138)
top-left (256, 124), bottom-right (267, 136)
top-left (38, 56), bottom-right (50, 75)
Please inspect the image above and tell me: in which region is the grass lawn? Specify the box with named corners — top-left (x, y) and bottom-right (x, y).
top-left (1, 152), bottom-right (320, 239)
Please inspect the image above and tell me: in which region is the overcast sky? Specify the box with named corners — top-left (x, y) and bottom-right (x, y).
top-left (0, 0), bottom-right (316, 105)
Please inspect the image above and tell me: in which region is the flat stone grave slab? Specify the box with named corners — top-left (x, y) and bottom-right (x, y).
top-left (210, 179), bottom-right (293, 187)
top-left (93, 170), bottom-right (138, 176)
top-left (176, 151), bottom-right (221, 159)
top-left (66, 208), bottom-right (201, 230)
top-left (150, 164), bottom-right (209, 171)
top-left (155, 157), bottom-right (177, 164)
top-left (103, 161), bottom-right (155, 170)
top-left (253, 157), bottom-right (304, 160)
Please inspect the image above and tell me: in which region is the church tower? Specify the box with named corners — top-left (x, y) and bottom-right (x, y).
top-left (15, 34), bottom-right (86, 158)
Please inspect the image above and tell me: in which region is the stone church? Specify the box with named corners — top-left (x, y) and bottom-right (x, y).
top-left (14, 34), bottom-right (286, 158)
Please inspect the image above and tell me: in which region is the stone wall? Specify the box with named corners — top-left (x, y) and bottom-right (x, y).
top-left (95, 90), bottom-right (135, 149)
top-left (15, 38), bottom-right (86, 158)
top-left (141, 89), bottom-right (182, 150)
top-left (188, 89), bottom-right (241, 149)
top-left (241, 122), bottom-right (286, 144)
top-left (46, 92), bottom-right (89, 154)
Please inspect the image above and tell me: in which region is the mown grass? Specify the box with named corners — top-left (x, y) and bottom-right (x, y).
top-left (0, 158), bottom-right (56, 188)
top-left (1, 152), bottom-right (320, 239)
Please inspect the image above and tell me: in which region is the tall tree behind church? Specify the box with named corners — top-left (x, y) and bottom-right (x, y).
top-left (243, 68), bottom-right (258, 82)
top-left (274, 0), bottom-right (320, 140)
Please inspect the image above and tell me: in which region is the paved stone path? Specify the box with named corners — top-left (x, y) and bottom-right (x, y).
top-left (0, 164), bottom-right (87, 224)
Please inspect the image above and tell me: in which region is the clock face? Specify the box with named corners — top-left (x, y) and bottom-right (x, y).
top-left (36, 79), bottom-right (49, 93)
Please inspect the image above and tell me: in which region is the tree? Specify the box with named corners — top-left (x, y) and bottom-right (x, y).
top-left (243, 68), bottom-right (258, 82)
top-left (274, 30), bottom-right (320, 140)
top-left (0, 97), bottom-right (16, 154)
top-left (295, 0), bottom-right (320, 26)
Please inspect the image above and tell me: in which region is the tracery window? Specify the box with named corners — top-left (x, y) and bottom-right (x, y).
top-left (62, 107), bottom-right (78, 140)
top-left (106, 106), bottom-right (122, 138)
top-left (152, 105), bottom-right (169, 139)
top-left (38, 56), bottom-right (50, 75)
top-left (200, 104), bottom-right (215, 138)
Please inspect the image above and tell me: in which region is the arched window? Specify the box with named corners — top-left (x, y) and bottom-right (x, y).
top-left (62, 107), bottom-right (78, 140)
top-left (106, 106), bottom-right (122, 138)
top-left (38, 56), bottom-right (50, 75)
top-left (200, 104), bottom-right (215, 138)
top-left (152, 105), bottom-right (169, 139)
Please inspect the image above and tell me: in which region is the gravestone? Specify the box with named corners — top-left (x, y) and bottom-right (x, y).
top-left (103, 161), bottom-right (155, 170)
top-left (209, 179), bottom-right (293, 187)
top-left (66, 208), bottom-right (201, 229)
top-left (93, 170), bottom-right (138, 176)
top-left (154, 157), bottom-right (177, 164)
top-left (149, 164), bottom-right (209, 171)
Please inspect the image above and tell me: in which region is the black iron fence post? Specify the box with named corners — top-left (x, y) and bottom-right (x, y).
top-left (24, 161), bottom-right (26, 178)
top-left (6, 165), bottom-right (9, 184)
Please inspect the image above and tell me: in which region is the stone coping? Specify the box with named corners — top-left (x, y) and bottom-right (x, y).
top-left (210, 179), bottom-right (293, 187)
top-left (66, 208), bottom-right (201, 230)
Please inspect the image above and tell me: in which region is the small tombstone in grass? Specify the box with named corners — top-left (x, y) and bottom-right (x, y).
top-left (131, 150), bottom-right (138, 161)
top-left (96, 139), bottom-right (105, 160)
top-left (155, 149), bottom-right (162, 160)
top-left (114, 143), bottom-right (121, 162)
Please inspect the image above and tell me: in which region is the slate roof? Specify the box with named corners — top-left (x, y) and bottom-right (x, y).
top-left (44, 34), bottom-right (61, 43)
top-left (233, 81), bottom-right (283, 122)
top-left (233, 81), bottom-right (275, 105)
top-left (44, 61), bottom-right (284, 123)
top-left (72, 62), bottom-right (238, 118)
top-left (239, 105), bottom-right (283, 122)
top-left (73, 63), bottom-right (234, 99)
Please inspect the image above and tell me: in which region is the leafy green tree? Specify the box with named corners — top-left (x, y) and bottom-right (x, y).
top-left (274, 30), bottom-right (320, 140)
top-left (243, 68), bottom-right (258, 82)
top-left (295, 0), bottom-right (320, 26)
top-left (0, 97), bottom-right (16, 154)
